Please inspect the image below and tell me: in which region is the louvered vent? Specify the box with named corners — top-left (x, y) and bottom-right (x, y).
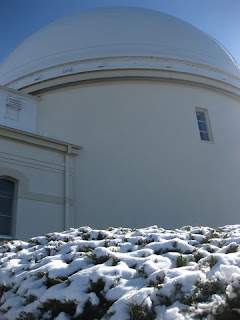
top-left (6, 96), bottom-right (22, 121)
top-left (7, 97), bottom-right (22, 110)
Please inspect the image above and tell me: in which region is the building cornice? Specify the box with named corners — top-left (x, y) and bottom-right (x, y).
top-left (0, 125), bottom-right (82, 154)
top-left (3, 56), bottom-right (240, 92)
top-left (0, 84), bottom-right (38, 103)
top-left (19, 68), bottom-right (240, 102)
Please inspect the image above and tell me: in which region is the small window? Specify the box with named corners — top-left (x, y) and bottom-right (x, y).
top-left (0, 179), bottom-right (15, 237)
top-left (196, 109), bottom-right (213, 142)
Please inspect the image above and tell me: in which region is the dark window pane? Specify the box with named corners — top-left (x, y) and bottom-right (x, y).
top-left (0, 180), bottom-right (14, 197)
top-left (0, 179), bottom-right (15, 237)
top-left (196, 112), bottom-right (205, 121)
top-left (198, 121), bottom-right (207, 132)
top-left (0, 215), bottom-right (11, 235)
top-left (200, 131), bottom-right (210, 141)
top-left (0, 197), bottom-right (13, 216)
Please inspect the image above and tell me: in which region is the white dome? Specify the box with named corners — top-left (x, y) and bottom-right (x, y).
top-left (1, 6), bottom-right (240, 89)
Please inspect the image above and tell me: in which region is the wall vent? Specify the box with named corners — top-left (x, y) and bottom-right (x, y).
top-left (7, 97), bottom-right (22, 110)
top-left (6, 96), bottom-right (22, 120)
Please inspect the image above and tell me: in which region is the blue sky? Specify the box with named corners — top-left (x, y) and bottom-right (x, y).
top-left (1, 0), bottom-right (240, 65)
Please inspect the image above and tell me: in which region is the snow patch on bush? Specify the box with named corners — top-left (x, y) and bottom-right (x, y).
top-left (1, 225), bottom-right (240, 319)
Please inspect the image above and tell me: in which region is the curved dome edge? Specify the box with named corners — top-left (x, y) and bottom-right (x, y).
top-left (0, 6), bottom-right (240, 90)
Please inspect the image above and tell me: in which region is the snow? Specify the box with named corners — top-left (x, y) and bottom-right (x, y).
top-left (1, 225), bottom-right (240, 319)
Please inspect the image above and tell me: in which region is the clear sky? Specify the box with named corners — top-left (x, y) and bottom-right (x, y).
top-left (1, 0), bottom-right (240, 65)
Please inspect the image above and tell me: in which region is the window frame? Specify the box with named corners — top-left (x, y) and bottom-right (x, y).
top-left (195, 107), bottom-right (214, 143)
top-left (0, 177), bottom-right (18, 239)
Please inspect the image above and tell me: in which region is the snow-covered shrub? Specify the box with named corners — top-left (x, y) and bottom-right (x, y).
top-left (1, 225), bottom-right (240, 319)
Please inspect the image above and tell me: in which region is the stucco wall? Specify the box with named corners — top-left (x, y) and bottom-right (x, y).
top-left (0, 137), bottom-right (66, 240)
top-left (0, 85), bottom-right (37, 133)
top-left (36, 79), bottom-right (240, 229)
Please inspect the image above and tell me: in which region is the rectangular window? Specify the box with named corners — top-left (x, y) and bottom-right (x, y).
top-left (0, 179), bottom-right (15, 238)
top-left (195, 108), bottom-right (213, 142)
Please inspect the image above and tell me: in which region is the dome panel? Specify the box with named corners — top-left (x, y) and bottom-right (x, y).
top-left (0, 6), bottom-right (240, 89)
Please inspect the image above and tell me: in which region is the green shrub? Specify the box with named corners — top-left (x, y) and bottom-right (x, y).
top-left (194, 251), bottom-right (204, 262)
top-left (24, 294), bottom-right (37, 305)
top-left (204, 255), bottom-right (218, 268)
top-left (127, 294), bottom-right (156, 320)
top-left (82, 278), bottom-right (113, 320)
top-left (39, 299), bottom-right (77, 318)
top-left (176, 255), bottom-right (188, 267)
top-left (97, 232), bottom-right (107, 240)
top-left (42, 272), bottom-right (67, 288)
top-left (226, 244), bottom-right (239, 254)
top-left (193, 278), bottom-right (225, 303)
top-left (16, 312), bottom-right (36, 320)
top-left (90, 253), bottom-right (110, 265)
top-left (156, 293), bottom-right (171, 307)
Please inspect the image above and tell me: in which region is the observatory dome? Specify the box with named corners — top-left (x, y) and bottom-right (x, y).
top-left (0, 6), bottom-right (240, 90)
top-left (2, 7), bottom-right (240, 240)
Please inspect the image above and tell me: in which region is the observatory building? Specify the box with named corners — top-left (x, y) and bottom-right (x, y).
top-left (0, 7), bottom-right (240, 240)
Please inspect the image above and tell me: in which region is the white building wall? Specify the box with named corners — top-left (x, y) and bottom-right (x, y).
top-left (0, 136), bottom-right (66, 240)
top-left (36, 80), bottom-right (240, 229)
top-left (0, 85), bottom-right (37, 133)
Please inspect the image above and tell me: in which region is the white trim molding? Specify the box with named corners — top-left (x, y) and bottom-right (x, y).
top-left (0, 124), bottom-right (82, 155)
